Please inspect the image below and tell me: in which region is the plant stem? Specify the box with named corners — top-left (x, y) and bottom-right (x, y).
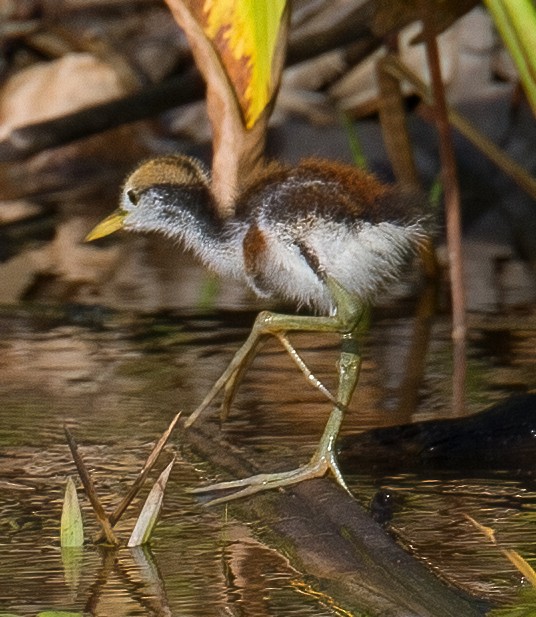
top-left (64, 426), bottom-right (119, 545)
top-left (420, 6), bottom-right (467, 416)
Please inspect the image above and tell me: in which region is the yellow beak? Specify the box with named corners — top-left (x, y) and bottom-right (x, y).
top-left (85, 210), bottom-right (127, 241)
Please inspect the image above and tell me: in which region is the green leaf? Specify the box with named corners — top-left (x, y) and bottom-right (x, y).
top-left (484, 0), bottom-right (536, 115)
top-left (203, 0), bottom-right (287, 128)
top-left (127, 459), bottom-right (174, 547)
top-left (60, 477), bottom-right (84, 548)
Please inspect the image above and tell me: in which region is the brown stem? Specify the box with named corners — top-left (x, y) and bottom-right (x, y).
top-left (64, 426), bottom-right (119, 545)
top-left (420, 7), bottom-right (466, 416)
top-left (92, 411), bottom-right (181, 543)
top-left (376, 55), bottom-right (420, 190)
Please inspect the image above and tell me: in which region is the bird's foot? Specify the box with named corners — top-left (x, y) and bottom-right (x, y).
top-left (189, 449), bottom-right (349, 506)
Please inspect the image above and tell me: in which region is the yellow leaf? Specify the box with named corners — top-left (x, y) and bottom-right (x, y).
top-left (202, 0), bottom-right (287, 128)
top-left (465, 513), bottom-right (536, 587)
top-left (502, 549), bottom-right (536, 587)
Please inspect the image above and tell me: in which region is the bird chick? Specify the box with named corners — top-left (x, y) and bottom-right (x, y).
top-left (87, 155), bottom-right (429, 504)
top-left (88, 155), bottom-right (427, 314)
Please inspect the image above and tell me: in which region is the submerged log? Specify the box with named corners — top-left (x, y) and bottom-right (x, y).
top-left (185, 416), bottom-right (490, 617)
top-left (339, 394), bottom-right (536, 476)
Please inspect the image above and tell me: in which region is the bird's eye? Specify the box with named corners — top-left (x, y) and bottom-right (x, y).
top-left (127, 189), bottom-right (140, 205)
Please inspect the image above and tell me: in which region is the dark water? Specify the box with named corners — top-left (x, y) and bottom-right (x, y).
top-left (0, 298), bottom-right (534, 616)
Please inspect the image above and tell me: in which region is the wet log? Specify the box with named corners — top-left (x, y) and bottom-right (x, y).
top-left (185, 417), bottom-right (489, 617)
top-left (339, 394), bottom-right (536, 476)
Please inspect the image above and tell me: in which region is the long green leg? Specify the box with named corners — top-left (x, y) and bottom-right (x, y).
top-left (190, 328), bottom-right (362, 505)
top-left (186, 290), bottom-right (358, 428)
top-left (188, 279), bottom-right (365, 505)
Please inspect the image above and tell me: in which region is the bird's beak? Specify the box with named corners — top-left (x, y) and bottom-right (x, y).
top-left (85, 209), bottom-right (127, 241)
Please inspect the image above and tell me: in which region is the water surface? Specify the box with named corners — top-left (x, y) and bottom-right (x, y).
top-left (0, 298), bottom-right (534, 615)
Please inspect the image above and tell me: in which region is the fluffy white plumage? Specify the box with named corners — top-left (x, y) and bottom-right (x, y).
top-left (112, 155), bottom-right (428, 313)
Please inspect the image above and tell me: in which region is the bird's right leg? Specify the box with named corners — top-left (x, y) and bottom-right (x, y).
top-left (185, 316), bottom-right (269, 427)
top-left (185, 310), bottom-right (336, 427)
top-left (186, 279), bottom-right (363, 428)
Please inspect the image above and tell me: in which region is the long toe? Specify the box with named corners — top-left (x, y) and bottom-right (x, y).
top-left (188, 459), bottom-right (330, 506)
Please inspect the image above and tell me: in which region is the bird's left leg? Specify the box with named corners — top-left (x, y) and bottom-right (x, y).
top-left (218, 330), bottom-right (338, 424)
top-left (190, 279), bottom-right (364, 505)
top-left (185, 315), bottom-right (271, 427)
top-left (187, 280), bottom-right (358, 427)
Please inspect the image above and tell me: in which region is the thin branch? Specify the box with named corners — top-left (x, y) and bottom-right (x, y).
top-left (381, 56), bottom-right (536, 201)
top-left (420, 5), bottom-right (466, 416)
top-left (94, 411), bottom-right (181, 543)
top-left (64, 425), bottom-right (119, 545)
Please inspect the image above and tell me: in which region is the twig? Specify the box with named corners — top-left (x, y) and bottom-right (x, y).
top-left (0, 69), bottom-right (204, 162)
top-left (420, 5), bottom-right (467, 416)
top-left (93, 411), bottom-right (181, 543)
top-left (64, 425), bottom-right (119, 546)
top-left (110, 412), bottom-right (181, 524)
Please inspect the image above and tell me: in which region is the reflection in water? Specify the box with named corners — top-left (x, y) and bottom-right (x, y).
top-left (347, 473), bottom-right (536, 601)
top-left (0, 305), bottom-right (534, 615)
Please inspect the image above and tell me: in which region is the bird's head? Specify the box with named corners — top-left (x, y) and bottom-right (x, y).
top-left (85, 155), bottom-right (211, 241)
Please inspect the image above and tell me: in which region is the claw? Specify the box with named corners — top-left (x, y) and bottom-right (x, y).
top-left (188, 458), bottom-right (330, 506)
top-left (186, 287), bottom-right (365, 503)
top-left (188, 447), bottom-right (351, 506)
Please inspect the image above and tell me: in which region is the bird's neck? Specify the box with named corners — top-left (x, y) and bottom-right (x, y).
top-left (132, 184), bottom-right (245, 279)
